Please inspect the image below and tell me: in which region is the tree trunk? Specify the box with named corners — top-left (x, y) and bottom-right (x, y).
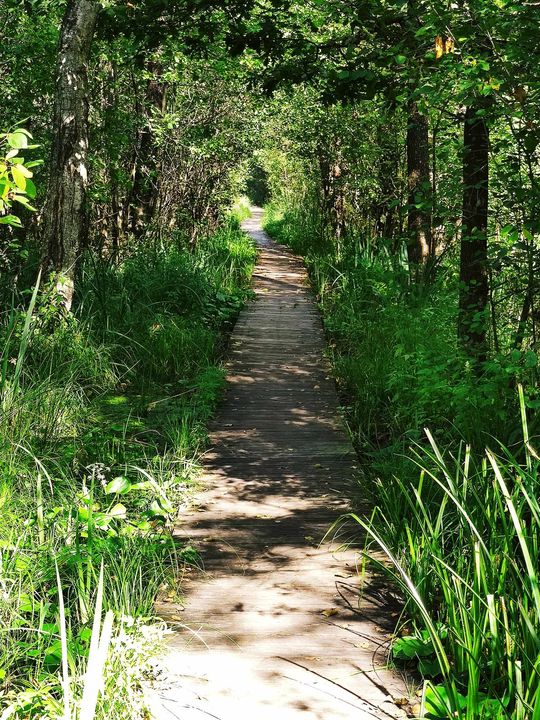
top-left (41, 0), bottom-right (100, 310)
top-left (104, 61), bottom-right (123, 259)
top-left (406, 102), bottom-right (432, 274)
top-left (458, 104), bottom-right (490, 361)
top-left (127, 61), bottom-right (167, 236)
top-left (331, 160), bottom-right (346, 242)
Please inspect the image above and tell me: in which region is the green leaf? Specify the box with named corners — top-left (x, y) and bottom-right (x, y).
top-left (0, 215), bottom-right (22, 227)
top-left (11, 165), bottom-right (27, 191)
top-left (105, 476), bottom-right (132, 495)
top-left (424, 685), bottom-right (466, 718)
top-left (12, 195), bottom-right (36, 211)
top-left (148, 500), bottom-right (167, 518)
top-left (25, 178), bottom-right (36, 199)
top-left (18, 593), bottom-right (34, 612)
top-left (108, 503), bottom-right (127, 518)
top-left (130, 481), bottom-right (153, 491)
top-left (7, 131), bottom-right (29, 150)
top-left (393, 634), bottom-right (435, 659)
top-left (418, 657), bottom-right (441, 677)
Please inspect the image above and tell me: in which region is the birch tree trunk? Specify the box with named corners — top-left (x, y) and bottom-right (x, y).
top-left (41, 0), bottom-right (100, 311)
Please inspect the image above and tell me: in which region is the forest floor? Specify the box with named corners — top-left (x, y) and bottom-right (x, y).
top-left (149, 208), bottom-right (407, 720)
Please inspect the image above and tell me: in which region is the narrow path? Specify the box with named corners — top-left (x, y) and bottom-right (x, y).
top-left (152, 209), bottom-right (406, 720)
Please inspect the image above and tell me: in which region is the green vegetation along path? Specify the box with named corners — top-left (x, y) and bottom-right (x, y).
top-left (152, 208), bottom-right (406, 720)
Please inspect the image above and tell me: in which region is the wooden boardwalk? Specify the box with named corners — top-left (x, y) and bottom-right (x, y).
top-left (151, 209), bottom-right (406, 720)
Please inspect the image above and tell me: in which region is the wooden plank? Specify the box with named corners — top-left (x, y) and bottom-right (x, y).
top-left (153, 209), bottom-right (406, 720)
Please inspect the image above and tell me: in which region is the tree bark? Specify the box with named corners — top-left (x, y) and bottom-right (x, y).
top-left (41, 0), bottom-right (100, 310)
top-left (104, 61), bottom-right (123, 259)
top-left (318, 146), bottom-right (346, 241)
top-left (127, 61), bottom-right (167, 236)
top-left (406, 102), bottom-right (432, 273)
top-left (458, 104), bottom-right (490, 361)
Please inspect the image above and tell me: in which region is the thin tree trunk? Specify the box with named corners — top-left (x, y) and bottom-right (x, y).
top-left (406, 101), bottom-right (432, 274)
top-left (331, 160), bottom-right (346, 242)
top-left (128, 61), bottom-right (167, 236)
top-left (458, 104), bottom-right (490, 361)
top-left (104, 61), bottom-right (123, 259)
top-left (41, 0), bottom-right (100, 310)
top-left (513, 292), bottom-right (531, 351)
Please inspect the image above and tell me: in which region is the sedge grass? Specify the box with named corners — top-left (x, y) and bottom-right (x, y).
top-left (343, 389), bottom-right (540, 718)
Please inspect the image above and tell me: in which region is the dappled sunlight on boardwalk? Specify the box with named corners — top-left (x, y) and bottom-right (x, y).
top-left (151, 208), bottom-right (406, 720)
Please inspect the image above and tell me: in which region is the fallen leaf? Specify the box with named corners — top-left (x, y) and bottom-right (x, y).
top-left (321, 608), bottom-right (339, 617)
top-left (354, 641), bottom-right (371, 649)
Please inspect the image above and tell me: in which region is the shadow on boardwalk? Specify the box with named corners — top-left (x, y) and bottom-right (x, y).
top-left (151, 208), bottom-right (407, 720)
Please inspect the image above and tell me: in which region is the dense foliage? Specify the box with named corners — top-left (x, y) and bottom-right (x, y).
top-left (1, 0), bottom-right (257, 714)
top-left (2, 0), bottom-right (540, 717)
top-left (259, 15), bottom-right (540, 713)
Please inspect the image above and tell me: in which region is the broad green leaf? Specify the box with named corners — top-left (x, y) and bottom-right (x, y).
top-left (108, 503), bottom-right (127, 518)
top-left (105, 476), bottom-right (132, 495)
top-left (0, 215), bottom-right (22, 226)
top-left (12, 195), bottom-right (36, 210)
top-left (25, 178), bottom-right (36, 199)
top-left (7, 131), bottom-right (29, 149)
top-left (393, 635), bottom-right (435, 659)
top-left (11, 165), bottom-right (27, 191)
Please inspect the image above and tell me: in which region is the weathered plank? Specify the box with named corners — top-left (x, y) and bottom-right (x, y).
top-left (151, 209), bottom-right (407, 720)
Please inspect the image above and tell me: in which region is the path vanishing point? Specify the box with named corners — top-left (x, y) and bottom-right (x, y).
top-left (151, 208), bottom-right (407, 720)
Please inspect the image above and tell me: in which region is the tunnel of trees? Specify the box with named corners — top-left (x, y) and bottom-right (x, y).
top-left (1, 0), bottom-right (540, 718)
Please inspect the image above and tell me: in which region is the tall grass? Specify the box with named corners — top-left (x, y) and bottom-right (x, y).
top-left (0, 220), bottom-right (255, 718)
top-left (345, 391), bottom-right (540, 718)
top-left (264, 202), bottom-right (540, 718)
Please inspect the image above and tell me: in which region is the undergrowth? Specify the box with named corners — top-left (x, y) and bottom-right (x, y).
top-left (0, 216), bottom-right (255, 718)
top-left (264, 203), bottom-right (540, 719)
top-left (264, 204), bottom-right (539, 455)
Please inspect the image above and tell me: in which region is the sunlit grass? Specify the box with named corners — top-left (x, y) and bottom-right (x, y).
top-left (0, 222), bottom-right (255, 718)
top-left (343, 389), bottom-right (540, 719)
